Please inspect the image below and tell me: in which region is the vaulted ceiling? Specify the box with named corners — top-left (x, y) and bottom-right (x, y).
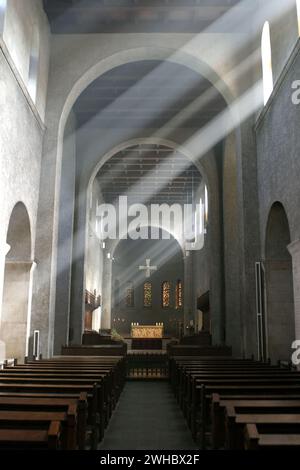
top-left (75, 59), bottom-right (226, 205)
top-left (43, 0), bottom-right (243, 34)
top-left (73, 60), bottom-right (226, 129)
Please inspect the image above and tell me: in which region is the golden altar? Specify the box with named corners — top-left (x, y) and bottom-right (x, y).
top-left (131, 324), bottom-right (164, 338)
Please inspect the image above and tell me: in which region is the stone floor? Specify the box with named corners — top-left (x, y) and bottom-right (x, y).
top-left (99, 381), bottom-right (198, 450)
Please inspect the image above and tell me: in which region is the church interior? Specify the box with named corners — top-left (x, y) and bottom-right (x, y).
top-left (0, 0), bottom-right (300, 451)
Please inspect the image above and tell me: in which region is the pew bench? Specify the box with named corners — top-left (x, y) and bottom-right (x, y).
top-left (0, 383), bottom-right (99, 448)
top-left (225, 411), bottom-right (300, 449)
top-left (244, 423), bottom-right (300, 449)
top-left (0, 410), bottom-right (72, 448)
top-left (192, 383), bottom-right (300, 447)
top-left (0, 421), bottom-right (61, 450)
top-left (211, 394), bottom-right (300, 449)
top-left (0, 395), bottom-right (87, 449)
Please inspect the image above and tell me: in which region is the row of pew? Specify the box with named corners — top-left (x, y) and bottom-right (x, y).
top-left (169, 356), bottom-right (300, 449)
top-left (0, 355), bottom-right (126, 450)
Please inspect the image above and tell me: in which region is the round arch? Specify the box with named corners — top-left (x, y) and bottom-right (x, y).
top-left (109, 225), bottom-right (184, 337)
top-left (59, 51), bottom-right (237, 348)
top-left (56, 47), bottom-right (237, 200)
top-left (5, 202), bottom-right (32, 261)
top-left (60, 47), bottom-right (236, 141)
top-left (0, 202), bottom-right (33, 362)
top-left (109, 223), bottom-right (186, 259)
top-left (265, 201), bottom-right (295, 363)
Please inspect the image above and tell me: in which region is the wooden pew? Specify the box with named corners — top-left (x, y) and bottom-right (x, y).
top-left (1, 359), bottom-right (124, 425)
top-left (169, 356), bottom-right (300, 450)
top-left (244, 423), bottom-right (300, 449)
top-left (0, 395), bottom-right (87, 449)
top-left (211, 393), bottom-right (300, 449)
top-left (0, 410), bottom-right (72, 448)
top-left (0, 383), bottom-right (99, 448)
top-left (0, 355), bottom-right (126, 449)
top-left (0, 421), bottom-right (61, 450)
top-left (225, 410), bottom-right (300, 449)
top-left (195, 383), bottom-right (300, 448)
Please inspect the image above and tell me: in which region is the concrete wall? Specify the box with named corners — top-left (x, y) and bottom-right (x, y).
top-left (256, 39), bottom-right (300, 362)
top-left (3, 0), bottom-right (50, 119)
top-left (0, 0), bottom-right (50, 358)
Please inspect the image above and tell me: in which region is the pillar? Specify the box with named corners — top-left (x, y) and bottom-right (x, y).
top-left (183, 251), bottom-right (193, 334)
top-left (101, 257), bottom-right (112, 330)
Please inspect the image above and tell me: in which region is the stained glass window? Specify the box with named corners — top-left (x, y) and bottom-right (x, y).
top-left (126, 282), bottom-right (134, 307)
top-left (162, 281), bottom-right (171, 308)
top-left (175, 280), bottom-right (183, 309)
top-left (143, 282), bottom-right (152, 308)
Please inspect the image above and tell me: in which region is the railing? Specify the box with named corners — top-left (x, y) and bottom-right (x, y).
top-left (126, 352), bottom-right (169, 379)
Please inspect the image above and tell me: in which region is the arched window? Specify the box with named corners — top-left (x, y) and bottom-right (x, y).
top-left (0, 0), bottom-right (7, 36)
top-left (175, 280), bottom-right (183, 309)
top-left (162, 281), bottom-right (171, 308)
top-left (297, 0), bottom-right (300, 36)
top-left (126, 282), bottom-right (134, 307)
top-left (198, 185), bottom-right (208, 236)
top-left (28, 25), bottom-right (40, 103)
top-left (204, 185), bottom-right (208, 229)
top-left (143, 282), bottom-right (152, 308)
top-left (261, 21), bottom-right (274, 105)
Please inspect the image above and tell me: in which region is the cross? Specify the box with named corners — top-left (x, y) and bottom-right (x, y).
top-left (139, 259), bottom-right (157, 278)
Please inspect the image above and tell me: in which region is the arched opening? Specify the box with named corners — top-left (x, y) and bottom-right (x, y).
top-left (54, 57), bottom-right (230, 351)
top-left (0, 0), bottom-right (7, 36)
top-left (261, 21), bottom-right (274, 105)
top-left (111, 228), bottom-right (184, 339)
top-left (0, 203), bottom-right (33, 362)
top-left (265, 202), bottom-right (295, 362)
top-left (28, 25), bottom-right (40, 103)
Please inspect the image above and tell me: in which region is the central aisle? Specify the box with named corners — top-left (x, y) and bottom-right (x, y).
top-left (99, 381), bottom-right (198, 450)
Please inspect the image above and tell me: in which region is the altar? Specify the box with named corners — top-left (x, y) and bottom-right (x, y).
top-left (131, 324), bottom-right (164, 339)
top-left (131, 324), bottom-right (164, 350)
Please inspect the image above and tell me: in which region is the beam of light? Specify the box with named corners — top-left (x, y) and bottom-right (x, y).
top-left (57, 33), bottom-right (277, 290)
top-left (23, 0), bottom-right (299, 335)
top-left (112, 78), bottom-right (263, 212)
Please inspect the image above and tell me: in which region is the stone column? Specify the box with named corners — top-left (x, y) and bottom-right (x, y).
top-left (25, 261), bottom-right (37, 357)
top-left (101, 257), bottom-right (112, 330)
top-left (183, 251), bottom-right (193, 335)
top-left (288, 239), bottom-right (300, 340)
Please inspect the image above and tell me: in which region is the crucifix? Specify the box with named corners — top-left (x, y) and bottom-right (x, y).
top-left (139, 259), bottom-right (157, 278)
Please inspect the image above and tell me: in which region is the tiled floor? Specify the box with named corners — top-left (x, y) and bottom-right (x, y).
top-left (99, 381), bottom-right (198, 450)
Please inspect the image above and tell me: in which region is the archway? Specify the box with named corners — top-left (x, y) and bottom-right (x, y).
top-left (85, 139), bottom-right (204, 337)
top-left (110, 228), bottom-right (184, 340)
top-left (0, 202), bottom-right (33, 362)
top-left (265, 202), bottom-right (295, 362)
top-left (54, 56), bottom-right (232, 351)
